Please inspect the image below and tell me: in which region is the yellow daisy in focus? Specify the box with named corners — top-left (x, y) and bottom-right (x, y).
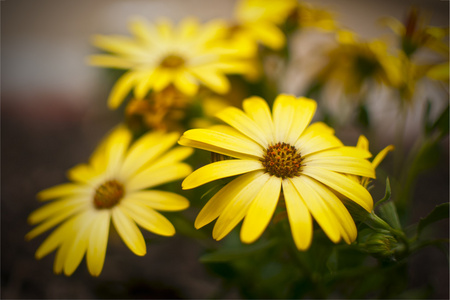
top-left (89, 17), bottom-right (251, 109)
top-left (179, 94), bottom-right (375, 250)
top-left (231, 0), bottom-right (298, 50)
top-left (26, 126), bottom-right (192, 276)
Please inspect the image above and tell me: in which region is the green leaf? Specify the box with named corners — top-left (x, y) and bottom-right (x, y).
top-left (378, 201), bottom-right (402, 230)
top-left (417, 203), bottom-right (449, 236)
top-left (199, 240), bottom-right (277, 263)
top-left (374, 177), bottom-right (391, 208)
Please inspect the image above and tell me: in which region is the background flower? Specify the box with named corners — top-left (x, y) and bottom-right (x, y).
top-left (26, 126), bottom-right (192, 276)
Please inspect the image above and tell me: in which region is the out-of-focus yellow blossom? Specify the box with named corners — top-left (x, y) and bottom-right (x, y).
top-left (26, 126), bottom-right (192, 276)
top-left (320, 30), bottom-right (402, 95)
top-left (296, 2), bottom-right (338, 32)
top-left (179, 94), bottom-right (375, 250)
top-left (89, 17), bottom-right (253, 109)
top-left (380, 8), bottom-right (449, 57)
top-left (426, 62), bottom-right (449, 82)
top-left (125, 86), bottom-right (191, 133)
top-left (230, 0), bottom-right (298, 50)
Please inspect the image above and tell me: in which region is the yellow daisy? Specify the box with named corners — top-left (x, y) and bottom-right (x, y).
top-left (89, 17), bottom-right (251, 109)
top-left (179, 94), bottom-right (375, 250)
top-left (26, 126), bottom-right (193, 276)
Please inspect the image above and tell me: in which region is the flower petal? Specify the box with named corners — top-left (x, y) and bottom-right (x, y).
top-left (37, 183), bottom-right (88, 201)
top-left (212, 172), bottom-right (269, 240)
top-left (282, 179), bottom-right (313, 250)
top-left (291, 176), bottom-right (341, 243)
top-left (216, 106), bottom-right (269, 147)
top-left (240, 174), bottom-right (282, 243)
top-left (120, 200), bottom-right (175, 236)
top-left (28, 195), bottom-right (89, 225)
top-left (150, 147), bottom-right (194, 170)
top-left (126, 190), bottom-right (189, 211)
top-left (296, 132), bottom-right (343, 157)
top-left (195, 170), bottom-right (265, 229)
top-left (179, 128), bottom-right (263, 159)
top-left (286, 97), bottom-right (317, 145)
top-left (182, 159), bottom-right (264, 189)
top-left (242, 96), bottom-right (275, 144)
top-left (273, 94), bottom-right (297, 142)
top-left (108, 71), bottom-right (142, 109)
top-left (64, 211), bottom-right (97, 276)
top-left (126, 163), bottom-right (192, 192)
top-left (302, 155), bottom-right (375, 178)
top-left (112, 207), bottom-right (146, 256)
top-left (86, 210), bottom-right (111, 277)
top-left (302, 166), bottom-right (373, 212)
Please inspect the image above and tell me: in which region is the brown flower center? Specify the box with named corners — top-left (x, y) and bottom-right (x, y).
top-left (93, 180), bottom-right (125, 209)
top-left (160, 54), bottom-right (185, 69)
top-left (261, 142), bottom-right (303, 178)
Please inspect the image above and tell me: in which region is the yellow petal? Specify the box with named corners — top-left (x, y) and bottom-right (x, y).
top-left (282, 179), bottom-right (313, 250)
top-left (34, 214), bottom-right (78, 259)
top-left (127, 163), bottom-right (192, 192)
top-left (112, 207), bottom-right (146, 256)
top-left (104, 127), bottom-right (133, 176)
top-left (179, 128), bottom-right (264, 158)
top-left (302, 166), bottom-right (373, 212)
top-left (286, 97), bottom-right (317, 145)
top-left (182, 159), bottom-right (264, 189)
top-left (86, 210), bottom-right (111, 277)
top-left (37, 183), bottom-right (88, 201)
top-left (242, 96), bottom-right (275, 144)
top-left (28, 196), bottom-right (89, 225)
top-left (212, 171), bottom-right (269, 240)
top-left (191, 68), bottom-right (230, 94)
top-left (126, 190), bottom-right (189, 211)
top-left (240, 175), bottom-right (282, 243)
top-left (64, 211), bottom-right (96, 276)
top-left (120, 131), bottom-right (179, 179)
top-left (273, 94), bottom-right (298, 142)
top-left (88, 55), bottom-right (135, 69)
top-left (216, 106), bottom-right (269, 147)
top-left (91, 34), bottom-right (148, 56)
top-left (356, 135), bottom-right (369, 151)
top-left (296, 132), bottom-right (343, 157)
top-left (195, 170), bottom-right (265, 229)
top-left (302, 155), bottom-right (375, 178)
top-left (108, 71), bottom-right (141, 109)
top-left (372, 145), bottom-right (394, 170)
top-left (246, 21), bottom-right (285, 49)
top-left (133, 69), bottom-right (157, 99)
top-left (152, 69), bottom-right (174, 92)
top-left (174, 71), bottom-right (199, 95)
top-left (67, 164), bottom-right (99, 184)
top-left (120, 200), bottom-right (175, 236)
top-left (306, 178), bottom-right (357, 244)
top-left (291, 176), bottom-right (341, 243)
top-left (150, 147), bottom-right (194, 170)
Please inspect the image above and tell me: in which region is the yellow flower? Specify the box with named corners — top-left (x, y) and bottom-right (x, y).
top-left (321, 30), bottom-right (402, 94)
top-left (179, 94), bottom-right (375, 250)
top-left (89, 17), bottom-right (251, 109)
top-left (297, 2), bottom-right (338, 32)
top-left (231, 0), bottom-right (297, 50)
top-left (380, 8), bottom-right (449, 57)
top-left (26, 126), bottom-right (192, 276)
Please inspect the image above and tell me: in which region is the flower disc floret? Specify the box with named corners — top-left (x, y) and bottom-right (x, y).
top-left (262, 142), bottom-right (302, 178)
top-left (160, 54), bottom-right (185, 69)
top-left (93, 180), bottom-right (124, 209)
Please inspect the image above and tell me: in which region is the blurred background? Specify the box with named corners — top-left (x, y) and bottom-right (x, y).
top-left (2, 0), bottom-right (448, 298)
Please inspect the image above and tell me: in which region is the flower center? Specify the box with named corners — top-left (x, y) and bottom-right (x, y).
top-left (93, 180), bottom-right (125, 209)
top-left (160, 54), bottom-right (185, 69)
top-left (261, 142), bottom-right (303, 178)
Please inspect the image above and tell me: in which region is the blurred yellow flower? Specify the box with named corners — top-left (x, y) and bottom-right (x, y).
top-left (230, 0), bottom-right (297, 50)
top-left (380, 8), bottom-right (449, 57)
top-left (296, 2), bottom-right (338, 32)
top-left (179, 94), bottom-right (375, 250)
top-left (321, 31), bottom-right (402, 94)
top-left (26, 126), bottom-right (192, 276)
top-left (89, 17), bottom-right (252, 109)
